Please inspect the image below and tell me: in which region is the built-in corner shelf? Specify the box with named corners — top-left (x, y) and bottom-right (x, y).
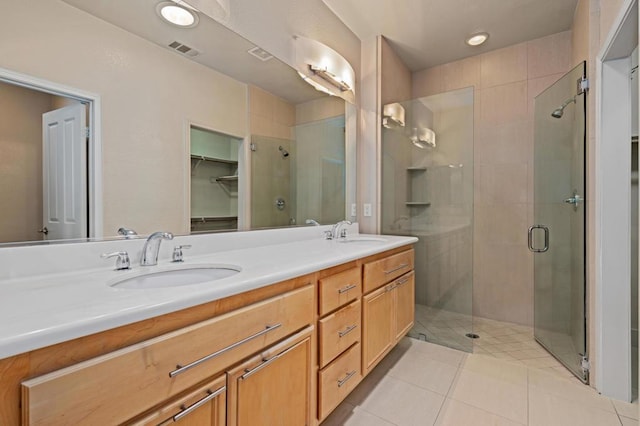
top-left (406, 166), bottom-right (427, 171)
top-left (405, 202), bottom-right (431, 207)
top-left (191, 216), bottom-right (238, 223)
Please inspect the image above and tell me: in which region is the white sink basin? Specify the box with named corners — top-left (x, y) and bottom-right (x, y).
top-left (337, 237), bottom-right (386, 244)
top-left (110, 265), bottom-right (241, 289)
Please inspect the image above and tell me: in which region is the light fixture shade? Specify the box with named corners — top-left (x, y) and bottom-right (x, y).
top-left (180, 0), bottom-right (230, 23)
top-left (382, 103), bottom-right (405, 128)
top-left (466, 32), bottom-right (489, 46)
top-left (157, 2), bottom-right (199, 27)
top-left (410, 127), bottom-right (436, 149)
top-left (295, 36), bottom-right (356, 104)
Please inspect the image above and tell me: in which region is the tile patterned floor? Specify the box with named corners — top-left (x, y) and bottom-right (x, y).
top-left (322, 338), bottom-right (639, 426)
top-left (411, 305), bottom-right (578, 381)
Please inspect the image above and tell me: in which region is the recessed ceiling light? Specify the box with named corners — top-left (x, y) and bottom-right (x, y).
top-left (157, 2), bottom-right (199, 28)
top-left (466, 32), bottom-right (489, 47)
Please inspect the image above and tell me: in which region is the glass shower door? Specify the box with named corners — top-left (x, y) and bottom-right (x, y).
top-left (531, 62), bottom-right (587, 382)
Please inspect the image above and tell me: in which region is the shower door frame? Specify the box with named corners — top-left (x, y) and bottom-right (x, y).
top-left (531, 62), bottom-right (588, 384)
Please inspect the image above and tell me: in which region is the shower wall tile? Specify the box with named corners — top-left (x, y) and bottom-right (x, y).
top-left (475, 204), bottom-right (529, 245)
top-left (480, 43), bottom-right (528, 89)
top-left (527, 73), bottom-right (565, 115)
top-left (476, 163), bottom-right (529, 205)
top-left (479, 81), bottom-right (528, 125)
top-left (476, 120), bottom-right (532, 164)
top-left (274, 98), bottom-right (295, 127)
top-left (249, 85), bottom-right (275, 120)
top-left (412, 65), bottom-right (444, 98)
top-left (442, 56), bottom-right (481, 92)
top-left (381, 36), bottom-right (413, 105)
top-left (527, 31), bottom-right (572, 79)
top-left (473, 242), bottom-right (534, 325)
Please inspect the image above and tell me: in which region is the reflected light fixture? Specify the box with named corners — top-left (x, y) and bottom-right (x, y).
top-left (466, 32), bottom-right (489, 46)
top-left (157, 2), bottom-right (199, 28)
top-left (410, 127), bottom-right (436, 149)
top-left (308, 65), bottom-right (351, 92)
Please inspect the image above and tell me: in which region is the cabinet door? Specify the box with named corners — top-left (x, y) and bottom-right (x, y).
top-left (362, 284), bottom-right (394, 373)
top-left (127, 375), bottom-right (226, 426)
top-left (227, 327), bottom-right (313, 426)
top-left (394, 272), bottom-right (415, 341)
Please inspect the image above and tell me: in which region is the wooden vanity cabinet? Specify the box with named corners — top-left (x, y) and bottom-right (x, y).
top-left (361, 250), bottom-right (415, 375)
top-left (127, 375), bottom-right (227, 426)
top-left (226, 327), bottom-right (313, 426)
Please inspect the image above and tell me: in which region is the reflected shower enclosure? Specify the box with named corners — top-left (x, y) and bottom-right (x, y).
top-left (381, 88), bottom-right (474, 353)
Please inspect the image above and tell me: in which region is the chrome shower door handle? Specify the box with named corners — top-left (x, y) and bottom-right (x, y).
top-left (528, 225), bottom-right (549, 253)
top-left (564, 191), bottom-right (583, 210)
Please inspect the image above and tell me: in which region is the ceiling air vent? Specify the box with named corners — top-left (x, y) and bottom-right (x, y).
top-left (168, 41), bottom-right (200, 57)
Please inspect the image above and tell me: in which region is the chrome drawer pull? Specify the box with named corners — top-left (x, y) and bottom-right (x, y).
top-left (384, 263), bottom-right (408, 274)
top-left (385, 283), bottom-right (396, 292)
top-left (396, 277), bottom-right (409, 286)
top-left (338, 284), bottom-right (357, 294)
top-left (173, 385), bottom-right (226, 422)
top-left (338, 324), bottom-right (357, 338)
top-left (337, 370), bottom-right (356, 387)
top-left (169, 323), bottom-right (282, 378)
top-left (240, 343), bottom-right (298, 380)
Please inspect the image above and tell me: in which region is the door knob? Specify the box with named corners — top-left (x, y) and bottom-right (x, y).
top-left (38, 227), bottom-right (49, 235)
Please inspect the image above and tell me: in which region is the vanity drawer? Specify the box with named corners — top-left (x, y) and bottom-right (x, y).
top-left (318, 299), bottom-right (361, 368)
top-left (363, 249), bottom-right (414, 293)
top-left (318, 342), bottom-right (361, 421)
top-left (318, 266), bottom-right (361, 316)
top-left (21, 285), bottom-right (314, 426)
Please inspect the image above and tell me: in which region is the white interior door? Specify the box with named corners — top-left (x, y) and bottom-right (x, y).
top-left (42, 104), bottom-right (87, 240)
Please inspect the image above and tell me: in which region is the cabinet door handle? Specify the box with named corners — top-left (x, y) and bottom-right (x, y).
top-left (338, 324), bottom-right (357, 338)
top-left (385, 283), bottom-right (396, 292)
top-left (169, 323), bottom-right (282, 378)
top-left (172, 385), bottom-right (226, 422)
top-left (384, 263), bottom-right (408, 274)
top-left (395, 277), bottom-right (409, 286)
top-left (337, 370), bottom-right (357, 387)
top-left (239, 342), bottom-right (299, 380)
top-left (338, 284), bottom-right (357, 294)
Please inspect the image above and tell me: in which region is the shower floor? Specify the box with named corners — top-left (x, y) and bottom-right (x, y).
top-left (410, 304), bottom-right (577, 381)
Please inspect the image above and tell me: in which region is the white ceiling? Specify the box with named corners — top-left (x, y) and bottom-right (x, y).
top-left (323, 0), bottom-right (579, 71)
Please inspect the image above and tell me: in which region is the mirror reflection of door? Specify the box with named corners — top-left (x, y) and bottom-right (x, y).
top-left (42, 104), bottom-right (88, 241)
top-left (0, 80), bottom-right (89, 244)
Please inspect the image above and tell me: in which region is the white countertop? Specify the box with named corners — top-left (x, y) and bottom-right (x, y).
top-left (0, 229), bottom-right (416, 360)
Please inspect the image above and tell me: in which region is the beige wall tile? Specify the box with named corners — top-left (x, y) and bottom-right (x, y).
top-left (476, 163), bottom-right (529, 205)
top-left (599, 0), bottom-right (626, 49)
top-left (274, 97), bottom-right (295, 127)
top-left (442, 56), bottom-right (481, 92)
top-left (479, 82), bottom-right (528, 125)
top-left (473, 243), bottom-right (533, 325)
top-left (480, 44), bottom-right (528, 89)
top-left (527, 73), bottom-right (565, 114)
top-left (475, 204), bottom-right (529, 245)
top-left (571, 0), bottom-right (590, 67)
top-left (527, 31), bottom-right (572, 79)
top-left (476, 120), bottom-right (532, 165)
top-left (249, 113), bottom-right (273, 137)
top-left (412, 65), bottom-right (444, 98)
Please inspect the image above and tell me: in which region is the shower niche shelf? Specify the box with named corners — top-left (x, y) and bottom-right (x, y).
top-left (405, 202), bottom-right (431, 207)
top-left (213, 175), bottom-right (239, 183)
top-left (406, 166), bottom-right (427, 171)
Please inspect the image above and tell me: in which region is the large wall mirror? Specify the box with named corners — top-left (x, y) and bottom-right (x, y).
top-left (0, 0), bottom-right (356, 246)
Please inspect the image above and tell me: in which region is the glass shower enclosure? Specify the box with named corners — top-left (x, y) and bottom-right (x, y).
top-left (530, 62), bottom-right (587, 382)
top-left (381, 87), bottom-right (474, 353)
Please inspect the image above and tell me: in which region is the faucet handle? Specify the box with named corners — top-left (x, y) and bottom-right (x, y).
top-left (323, 230), bottom-right (333, 240)
top-left (172, 245), bottom-right (192, 263)
top-left (101, 251), bottom-right (131, 270)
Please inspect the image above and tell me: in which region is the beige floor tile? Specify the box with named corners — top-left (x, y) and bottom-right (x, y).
top-left (612, 398), bottom-right (639, 420)
top-left (435, 398), bottom-right (525, 426)
top-left (404, 338), bottom-right (467, 367)
top-left (347, 376), bottom-right (445, 426)
top-left (528, 368), bottom-right (616, 413)
top-left (529, 387), bottom-right (622, 426)
top-left (387, 350), bottom-right (459, 395)
top-left (620, 415), bottom-right (638, 425)
top-left (321, 402), bottom-right (396, 426)
top-left (449, 358), bottom-right (527, 423)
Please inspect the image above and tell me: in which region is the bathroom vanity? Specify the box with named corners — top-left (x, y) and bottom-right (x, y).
top-left (0, 228), bottom-right (416, 425)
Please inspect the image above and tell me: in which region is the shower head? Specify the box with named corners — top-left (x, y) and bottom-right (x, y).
top-left (278, 145), bottom-right (290, 158)
top-left (551, 96), bottom-right (577, 119)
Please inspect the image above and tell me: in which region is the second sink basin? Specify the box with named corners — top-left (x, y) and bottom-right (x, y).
top-left (110, 265), bottom-right (241, 289)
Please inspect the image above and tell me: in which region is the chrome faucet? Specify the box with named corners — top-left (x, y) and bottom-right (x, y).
top-left (330, 220), bottom-right (352, 240)
top-left (305, 219), bottom-right (320, 226)
top-left (141, 231), bottom-right (173, 266)
top-left (117, 227), bottom-right (138, 239)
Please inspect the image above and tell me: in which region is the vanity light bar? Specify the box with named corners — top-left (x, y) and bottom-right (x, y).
top-left (308, 65), bottom-right (351, 92)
